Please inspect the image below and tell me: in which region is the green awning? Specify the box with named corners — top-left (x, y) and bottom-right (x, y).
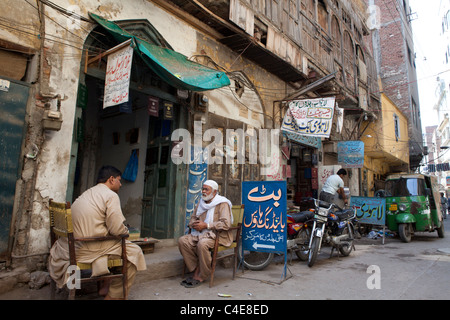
top-left (89, 13), bottom-right (230, 91)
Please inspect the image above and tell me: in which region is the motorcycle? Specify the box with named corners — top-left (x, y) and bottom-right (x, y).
top-left (286, 208), bottom-right (314, 261)
top-left (306, 198), bottom-right (356, 268)
top-left (237, 209), bottom-right (314, 270)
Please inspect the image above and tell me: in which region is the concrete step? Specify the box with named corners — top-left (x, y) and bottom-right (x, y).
top-left (136, 239), bottom-right (185, 283)
top-left (136, 239), bottom-right (237, 283)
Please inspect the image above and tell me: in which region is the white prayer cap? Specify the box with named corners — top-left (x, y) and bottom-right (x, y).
top-left (203, 180), bottom-right (219, 191)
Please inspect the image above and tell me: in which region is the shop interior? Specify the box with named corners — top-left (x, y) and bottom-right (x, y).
top-left (286, 142), bottom-right (318, 212)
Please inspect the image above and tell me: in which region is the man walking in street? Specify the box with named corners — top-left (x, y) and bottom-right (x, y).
top-left (320, 168), bottom-right (348, 207)
top-left (178, 180), bottom-right (233, 288)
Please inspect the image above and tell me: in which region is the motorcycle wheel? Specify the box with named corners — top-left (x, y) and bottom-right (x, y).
top-left (307, 236), bottom-right (321, 268)
top-left (237, 239), bottom-right (274, 271)
top-left (338, 224), bottom-right (354, 257)
top-left (294, 227), bottom-right (311, 261)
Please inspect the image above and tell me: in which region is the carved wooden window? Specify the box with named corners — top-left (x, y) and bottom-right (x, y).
top-left (343, 31), bottom-right (355, 92)
top-left (282, 0), bottom-right (300, 43)
top-left (317, 0), bottom-right (328, 32)
top-left (331, 15), bottom-right (341, 63)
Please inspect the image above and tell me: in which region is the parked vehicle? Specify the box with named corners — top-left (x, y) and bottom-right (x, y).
top-left (307, 198), bottom-right (356, 268)
top-left (442, 203), bottom-right (447, 220)
top-left (382, 173), bottom-right (445, 243)
top-left (441, 194), bottom-right (447, 220)
top-left (237, 209), bottom-right (313, 270)
top-left (286, 209), bottom-right (314, 261)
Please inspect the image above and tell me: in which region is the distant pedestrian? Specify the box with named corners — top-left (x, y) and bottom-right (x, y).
top-left (320, 169), bottom-right (348, 206)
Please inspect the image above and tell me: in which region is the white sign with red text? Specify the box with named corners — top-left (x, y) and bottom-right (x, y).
top-left (103, 44), bottom-right (133, 108)
top-left (287, 97), bottom-right (335, 138)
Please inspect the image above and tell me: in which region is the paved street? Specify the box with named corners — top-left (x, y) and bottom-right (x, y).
top-left (128, 218), bottom-right (450, 300)
top-left (1, 218), bottom-right (450, 302)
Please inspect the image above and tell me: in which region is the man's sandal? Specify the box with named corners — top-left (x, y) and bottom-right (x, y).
top-left (182, 279), bottom-right (202, 288)
top-left (180, 277), bottom-right (193, 286)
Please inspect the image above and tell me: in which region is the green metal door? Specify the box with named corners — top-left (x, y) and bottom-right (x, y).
top-left (141, 113), bottom-right (176, 239)
top-left (0, 79), bottom-right (29, 258)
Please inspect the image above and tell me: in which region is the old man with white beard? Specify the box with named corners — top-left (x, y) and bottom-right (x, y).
top-left (178, 180), bottom-right (233, 288)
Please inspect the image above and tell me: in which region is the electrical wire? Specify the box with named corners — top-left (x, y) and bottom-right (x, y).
top-left (3, 0), bottom-right (445, 106)
top-left (1, 0), bottom-right (442, 146)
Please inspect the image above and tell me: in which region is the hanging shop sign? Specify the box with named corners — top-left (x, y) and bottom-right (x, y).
top-left (147, 96), bottom-right (159, 117)
top-left (282, 97), bottom-right (335, 139)
top-left (242, 181), bottom-right (287, 254)
top-left (163, 101), bottom-right (174, 120)
top-left (103, 43), bottom-right (134, 108)
top-left (337, 141), bottom-right (365, 168)
top-left (281, 130), bottom-right (322, 149)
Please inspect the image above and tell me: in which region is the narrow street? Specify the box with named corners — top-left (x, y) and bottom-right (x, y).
top-left (2, 218), bottom-right (450, 301)
top-left (127, 218), bottom-right (450, 300)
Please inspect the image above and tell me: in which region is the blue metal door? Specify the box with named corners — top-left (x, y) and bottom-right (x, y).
top-left (0, 79), bottom-right (29, 258)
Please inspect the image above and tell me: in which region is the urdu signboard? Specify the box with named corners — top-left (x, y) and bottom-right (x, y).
top-left (104, 44), bottom-right (134, 109)
top-left (282, 97), bottom-right (335, 138)
top-left (337, 141), bottom-right (365, 168)
top-left (350, 196), bottom-right (386, 226)
top-left (242, 181), bottom-right (287, 254)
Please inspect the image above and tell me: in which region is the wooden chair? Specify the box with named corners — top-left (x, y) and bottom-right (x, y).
top-left (181, 204), bottom-right (244, 287)
top-left (49, 199), bottom-right (129, 300)
top-left (209, 204), bottom-right (244, 287)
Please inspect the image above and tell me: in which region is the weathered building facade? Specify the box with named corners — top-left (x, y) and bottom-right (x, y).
top-left (367, 0), bottom-right (423, 171)
top-left (0, 0), bottom-right (380, 286)
top-left (360, 80), bottom-right (410, 196)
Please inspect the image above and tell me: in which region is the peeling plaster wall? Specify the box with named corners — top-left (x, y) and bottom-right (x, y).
top-left (16, 0), bottom-right (203, 256)
top-left (0, 1), bottom-right (41, 49)
top-left (17, 0), bottom-right (285, 257)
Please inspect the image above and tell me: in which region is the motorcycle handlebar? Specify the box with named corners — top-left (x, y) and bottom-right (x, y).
top-left (304, 197), bottom-right (346, 212)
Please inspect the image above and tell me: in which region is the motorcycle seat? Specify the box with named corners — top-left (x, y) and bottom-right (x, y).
top-left (335, 209), bottom-right (354, 221)
top-left (289, 211), bottom-right (314, 223)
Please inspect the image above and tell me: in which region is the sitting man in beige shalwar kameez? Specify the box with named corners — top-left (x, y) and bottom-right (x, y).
top-left (178, 180), bottom-right (233, 288)
top-left (48, 165), bottom-right (146, 299)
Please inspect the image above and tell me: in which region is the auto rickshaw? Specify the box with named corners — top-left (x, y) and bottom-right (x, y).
top-left (381, 173), bottom-right (445, 243)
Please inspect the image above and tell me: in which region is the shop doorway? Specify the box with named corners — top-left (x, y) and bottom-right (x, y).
top-left (71, 23), bottom-right (184, 240)
top-left (141, 108), bottom-right (178, 238)
top-left (287, 144), bottom-right (318, 206)
top-left (71, 75), bottom-right (181, 239)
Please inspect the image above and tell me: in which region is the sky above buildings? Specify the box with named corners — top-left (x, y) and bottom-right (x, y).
top-left (410, 0), bottom-right (448, 130)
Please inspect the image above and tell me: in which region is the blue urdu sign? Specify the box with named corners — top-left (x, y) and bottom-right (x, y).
top-left (337, 141), bottom-right (364, 168)
top-left (242, 181), bottom-right (287, 254)
top-left (350, 196), bottom-right (386, 226)
top-left (184, 147), bottom-right (207, 234)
